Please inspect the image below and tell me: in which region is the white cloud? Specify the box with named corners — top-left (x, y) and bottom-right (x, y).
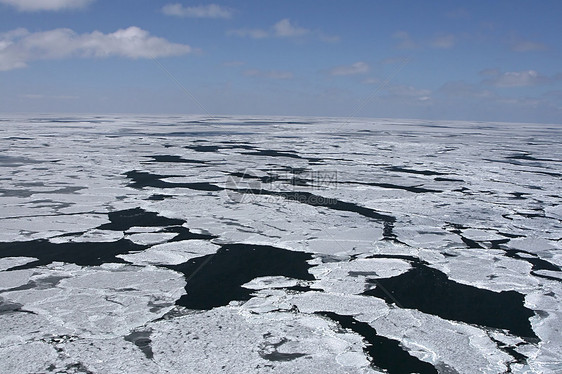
top-left (273, 19), bottom-right (309, 37)
top-left (369, 83), bottom-right (432, 104)
top-left (393, 31), bottom-right (417, 49)
top-left (511, 40), bottom-right (547, 52)
top-left (0, 0), bottom-right (93, 11)
top-left (329, 62), bottom-right (369, 76)
top-left (0, 26), bottom-right (192, 71)
top-left (484, 70), bottom-right (545, 87)
top-left (430, 34), bottom-right (456, 49)
top-left (226, 28), bottom-right (269, 39)
top-left (162, 3), bottom-right (232, 19)
top-left (228, 18), bottom-right (332, 41)
top-left (496, 97), bottom-right (541, 108)
top-left (439, 81), bottom-right (494, 98)
top-left (318, 33), bottom-right (340, 43)
top-left (478, 68), bottom-right (500, 77)
top-left (244, 69), bottom-right (293, 80)
top-left (363, 77), bottom-right (380, 85)
top-left (386, 84), bottom-right (431, 98)
top-left (393, 31), bottom-right (460, 50)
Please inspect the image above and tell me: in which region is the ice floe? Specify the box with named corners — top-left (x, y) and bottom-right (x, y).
top-left (0, 115), bottom-right (560, 373)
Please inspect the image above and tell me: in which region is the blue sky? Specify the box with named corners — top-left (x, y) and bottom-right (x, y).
top-left (0, 0), bottom-right (561, 123)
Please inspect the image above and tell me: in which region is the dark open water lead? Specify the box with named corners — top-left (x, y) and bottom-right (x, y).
top-left (317, 312), bottom-right (438, 374)
top-left (167, 243), bottom-right (315, 310)
top-left (364, 262), bottom-right (537, 340)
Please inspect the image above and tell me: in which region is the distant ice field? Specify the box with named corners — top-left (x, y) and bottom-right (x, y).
top-left (0, 115), bottom-right (561, 373)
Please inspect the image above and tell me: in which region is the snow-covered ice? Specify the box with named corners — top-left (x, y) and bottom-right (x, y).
top-left (0, 115), bottom-right (561, 373)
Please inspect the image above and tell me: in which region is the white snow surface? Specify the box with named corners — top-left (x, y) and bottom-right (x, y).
top-left (0, 115), bottom-right (560, 373)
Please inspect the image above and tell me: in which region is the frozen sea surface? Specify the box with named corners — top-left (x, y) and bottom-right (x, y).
top-left (0, 115), bottom-right (561, 373)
